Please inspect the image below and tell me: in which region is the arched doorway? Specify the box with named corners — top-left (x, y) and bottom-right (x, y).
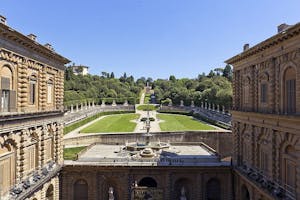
top-left (74, 179), bottom-right (88, 200)
top-left (206, 178), bottom-right (221, 200)
top-left (173, 178), bottom-right (192, 200)
top-left (241, 185), bottom-right (250, 200)
top-left (138, 177), bottom-right (157, 187)
top-left (45, 184), bottom-right (54, 200)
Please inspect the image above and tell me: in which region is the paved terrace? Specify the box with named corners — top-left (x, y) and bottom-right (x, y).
top-left (64, 143), bottom-right (230, 167)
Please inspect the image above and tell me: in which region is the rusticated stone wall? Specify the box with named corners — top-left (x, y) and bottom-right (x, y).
top-left (228, 23), bottom-right (300, 200)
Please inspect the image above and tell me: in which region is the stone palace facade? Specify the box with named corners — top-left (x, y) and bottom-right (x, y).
top-left (226, 23), bottom-right (300, 200)
top-left (0, 16), bottom-right (70, 200)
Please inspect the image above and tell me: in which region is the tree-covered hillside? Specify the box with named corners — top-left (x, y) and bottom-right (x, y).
top-left (64, 65), bottom-right (233, 109)
top-left (64, 67), bottom-right (145, 106)
top-left (153, 65), bottom-right (232, 109)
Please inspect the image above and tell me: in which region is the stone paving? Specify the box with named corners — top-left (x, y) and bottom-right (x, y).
top-left (134, 108), bottom-right (161, 132)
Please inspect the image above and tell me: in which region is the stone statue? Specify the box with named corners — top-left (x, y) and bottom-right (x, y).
top-left (180, 100), bottom-right (184, 107)
top-left (180, 186), bottom-right (187, 200)
top-left (108, 187), bottom-right (114, 200)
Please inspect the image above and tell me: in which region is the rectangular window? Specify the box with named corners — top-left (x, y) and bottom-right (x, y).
top-left (1, 77), bottom-right (10, 90)
top-left (0, 154), bottom-right (15, 196)
top-left (285, 159), bottom-right (296, 194)
top-left (244, 86), bottom-right (249, 104)
top-left (286, 79), bottom-right (296, 113)
top-left (29, 81), bottom-right (35, 105)
top-left (260, 151), bottom-right (268, 173)
top-left (47, 83), bottom-right (53, 104)
top-left (260, 84), bottom-right (267, 103)
top-left (26, 145), bottom-right (36, 172)
top-left (45, 139), bottom-right (53, 161)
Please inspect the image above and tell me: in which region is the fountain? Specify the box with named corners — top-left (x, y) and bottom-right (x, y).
top-left (124, 110), bottom-right (169, 158)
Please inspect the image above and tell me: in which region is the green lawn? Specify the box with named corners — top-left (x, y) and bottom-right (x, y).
top-left (136, 104), bottom-right (158, 111)
top-left (64, 146), bottom-right (86, 160)
top-left (80, 113), bottom-right (140, 133)
top-left (144, 93), bottom-right (151, 104)
top-left (157, 114), bottom-right (216, 131)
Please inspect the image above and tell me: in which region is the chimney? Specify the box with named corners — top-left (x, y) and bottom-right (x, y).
top-left (243, 43), bottom-right (250, 51)
top-left (277, 23), bottom-right (291, 33)
top-left (27, 34), bottom-right (37, 41)
top-left (44, 43), bottom-right (53, 51)
top-left (0, 15), bottom-right (7, 25)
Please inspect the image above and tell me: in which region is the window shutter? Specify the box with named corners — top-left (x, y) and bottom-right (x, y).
top-left (0, 89), bottom-right (2, 112)
top-left (1, 77), bottom-right (10, 90)
top-left (0, 163), bottom-right (3, 189)
top-left (9, 90), bottom-right (16, 112)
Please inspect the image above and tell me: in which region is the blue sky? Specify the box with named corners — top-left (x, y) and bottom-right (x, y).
top-left (1, 0), bottom-right (299, 79)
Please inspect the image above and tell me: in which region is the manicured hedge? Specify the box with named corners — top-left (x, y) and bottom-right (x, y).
top-left (63, 110), bottom-right (135, 135)
top-left (157, 110), bottom-right (192, 116)
top-left (140, 117), bottom-right (155, 122)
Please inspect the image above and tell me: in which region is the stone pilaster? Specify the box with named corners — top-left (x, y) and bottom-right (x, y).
top-left (17, 63), bottom-right (28, 112)
top-left (37, 127), bottom-right (43, 169)
top-left (40, 125), bottom-right (47, 166)
top-left (269, 58), bottom-right (276, 113)
top-left (38, 68), bottom-right (47, 111)
top-left (19, 129), bottom-right (27, 180)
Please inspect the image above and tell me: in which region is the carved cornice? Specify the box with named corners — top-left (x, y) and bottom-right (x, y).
top-left (225, 23), bottom-right (300, 65)
top-left (0, 23), bottom-right (70, 67)
top-left (0, 48), bottom-right (60, 73)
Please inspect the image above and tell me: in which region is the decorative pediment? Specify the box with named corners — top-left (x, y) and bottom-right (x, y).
top-left (258, 128), bottom-right (272, 145)
top-left (259, 72), bottom-right (269, 82)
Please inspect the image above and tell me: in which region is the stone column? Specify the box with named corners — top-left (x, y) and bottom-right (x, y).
top-left (208, 103), bottom-right (211, 110)
top-left (92, 101), bottom-right (95, 107)
top-left (212, 104), bottom-right (215, 111)
top-left (112, 99), bottom-right (116, 106)
top-left (222, 106), bottom-right (225, 114)
top-left (217, 104), bottom-right (220, 112)
top-left (205, 102), bottom-right (207, 109)
top-left (76, 103), bottom-right (79, 112)
top-left (70, 104), bottom-right (73, 113)
top-left (88, 101), bottom-right (91, 109)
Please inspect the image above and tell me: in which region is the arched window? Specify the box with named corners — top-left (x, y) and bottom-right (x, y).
top-left (283, 67), bottom-right (296, 114)
top-left (0, 141), bottom-right (16, 197)
top-left (206, 178), bottom-right (221, 200)
top-left (74, 179), bottom-right (88, 200)
top-left (0, 65), bottom-right (16, 112)
top-left (241, 185), bottom-right (250, 200)
top-left (243, 76), bottom-right (251, 110)
top-left (138, 177), bottom-right (157, 187)
top-left (46, 184), bottom-right (54, 200)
